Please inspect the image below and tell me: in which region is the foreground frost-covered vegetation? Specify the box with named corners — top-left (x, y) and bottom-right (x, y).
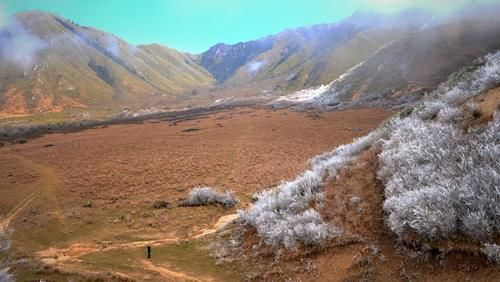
top-left (378, 51), bottom-right (500, 242)
top-left (241, 51), bottom-right (500, 253)
top-left (0, 229), bottom-right (14, 282)
top-left (181, 187), bottom-right (239, 207)
top-left (240, 129), bottom-right (385, 248)
top-left (379, 112), bottom-right (499, 240)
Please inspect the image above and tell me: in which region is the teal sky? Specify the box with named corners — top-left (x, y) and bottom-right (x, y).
top-left (2, 0), bottom-right (494, 53)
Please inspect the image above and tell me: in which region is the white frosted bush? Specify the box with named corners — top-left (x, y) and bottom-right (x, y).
top-left (350, 196), bottom-right (362, 206)
top-left (240, 129), bottom-right (385, 248)
top-left (0, 229), bottom-right (13, 282)
top-left (181, 187), bottom-right (238, 207)
top-left (0, 230), bottom-right (11, 253)
top-left (436, 106), bottom-right (462, 122)
top-left (0, 271), bottom-right (14, 282)
top-left (380, 112), bottom-right (500, 240)
top-left (482, 243), bottom-right (500, 264)
top-left (465, 101), bottom-right (481, 117)
top-left (378, 51), bottom-right (500, 241)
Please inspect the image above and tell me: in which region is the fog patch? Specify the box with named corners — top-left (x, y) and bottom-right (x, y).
top-left (247, 60), bottom-right (266, 74)
top-left (360, 0), bottom-right (500, 13)
top-left (128, 44), bottom-right (139, 55)
top-left (105, 34), bottom-right (120, 57)
top-left (0, 8), bottom-right (46, 69)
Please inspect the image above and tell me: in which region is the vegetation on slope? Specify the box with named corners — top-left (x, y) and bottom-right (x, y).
top-left (203, 9), bottom-right (431, 91)
top-left (240, 50), bottom-right (500, 263)
top-left (0, 11), bottom-right (214, 115)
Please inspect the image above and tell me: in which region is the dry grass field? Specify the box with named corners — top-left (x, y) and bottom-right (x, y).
top-left (0, 107), bottom-right (391, 280)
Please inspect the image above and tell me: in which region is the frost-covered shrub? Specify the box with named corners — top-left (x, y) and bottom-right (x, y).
top-left (378, 51), bottom-right (500, 242)
top-left (482, 243), bottom-right (500, 264)
top-left (110, 107), bottom-right (168, 121)
top-left (379, 112), bottom-right (500, 240)
top-left (181, 187), bottom-right (238, 207)
top-left (240, 129), bottom-right (385, 248)
top-left (350, 196), bottom-right (362, 206)
top-left (436, 105), bottom-right (462, 122)
top-left (0, 229), bottom-right (14, 282)
top-left (465, 101), bottom-right (481, 117)
top-left (0, 270), bottom-right (14, 282)
top-left (0, 230), bottom-right (11, 253)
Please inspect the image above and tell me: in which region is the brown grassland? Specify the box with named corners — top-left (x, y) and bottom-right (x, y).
top-left (0, 107), bottom-right (391, 281)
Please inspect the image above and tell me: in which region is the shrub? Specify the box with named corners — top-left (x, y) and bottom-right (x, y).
top-left (240, 129), bottom-right (385, 248)
top-left (0, 271), bottom-right (14, 282)
top-left (482, 243), bottom-right (500, 264)
top-left (0, 229), bottom-right (14, 282)
top-left (379, 112), bottom-right (500, 240)
top-left (377, 51), bottom-right (500, 241)
top-left (465, 102), bottom-right (481, 118)
top-left (0, 229), bottom-right (11, 253)
top-left (152, 200), bottom-right (171, 209)
top-left (181, 187), bottom-right (238, 207)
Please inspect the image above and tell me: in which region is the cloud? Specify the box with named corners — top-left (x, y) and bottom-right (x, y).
top-left (0, 7), bottom-right (46, 69)
top-left (128, 44), bottom-right (139, 55)
top-left (105, 34), bottom-right (120, 57)
top-left (247, 60), bottom-right (266, 74)
top-left (359, 0), bottom-right (500, 13)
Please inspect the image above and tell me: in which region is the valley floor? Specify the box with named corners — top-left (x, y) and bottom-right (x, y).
top-left (0, 107), bottom-right (392, 281)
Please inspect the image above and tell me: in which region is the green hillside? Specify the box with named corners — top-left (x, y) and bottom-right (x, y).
top-left (0, 11), bottom-right (214, 115)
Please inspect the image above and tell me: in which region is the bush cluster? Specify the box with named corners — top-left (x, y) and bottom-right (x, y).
top-left (482, 243), bottom-right (500, 264)
top-left (181, 187), bottom-right (239, 207)
top-left (0, 229), bottom-right (14, 282)
top-left (378, 51), bottom-right (500, 242)
top-left (240, 129), bottom-right (384, 248)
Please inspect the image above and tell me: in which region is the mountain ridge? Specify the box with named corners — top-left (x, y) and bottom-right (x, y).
top-left (2, 5), bottom-right (500, 116)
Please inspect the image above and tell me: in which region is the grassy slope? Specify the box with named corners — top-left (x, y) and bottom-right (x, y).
top-left (0, 11), bottom-right (214, 115)
top-left (314, 16), bottom-right (500, 109)
top-left (218, 11), bottom-right (431, 91)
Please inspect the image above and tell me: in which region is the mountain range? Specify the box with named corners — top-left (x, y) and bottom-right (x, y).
top-left (1, 4), bottom-right (500, 115)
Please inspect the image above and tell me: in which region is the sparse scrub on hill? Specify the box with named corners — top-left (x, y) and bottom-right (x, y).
top-left (378, 51), bottom-right (500, 242)
top-left (181, 187), bottom-right (239, 207)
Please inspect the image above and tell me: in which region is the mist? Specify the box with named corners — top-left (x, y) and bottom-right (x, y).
top-left (0, 7), bottom-right (46, 69)
top-left (247, 60), bottom-right (266, 74)
top-left (105, 34), bottom-right (120, 57)
top-left (359, 0), bottom-right (500, 13)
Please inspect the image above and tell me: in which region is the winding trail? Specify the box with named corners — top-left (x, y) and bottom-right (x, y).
top-left (36, 212), bottom-right (239, 263)
top-left (35, 212), bottom-right (239, 281)
top-left (0, 191), bottom-right (37, 231)
top-left (141, 259), bottom-right (205, 281)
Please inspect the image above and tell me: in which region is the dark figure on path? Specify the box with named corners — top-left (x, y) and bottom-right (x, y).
top-left (147, 245), bottom-right (151, 259)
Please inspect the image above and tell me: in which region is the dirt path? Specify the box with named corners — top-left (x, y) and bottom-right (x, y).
top-left (0, 191), bottom-right (37, 231)
top-left (194, 213), bottom-right (239, 238)
top-left (37, 213), bottom-right (239, 264)
top-left (2, 154), bottom-right (66, 228)
top-left (141, 259), bottom-right (206, 281)
top-left (36, 212), bottom-right (239, 281)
